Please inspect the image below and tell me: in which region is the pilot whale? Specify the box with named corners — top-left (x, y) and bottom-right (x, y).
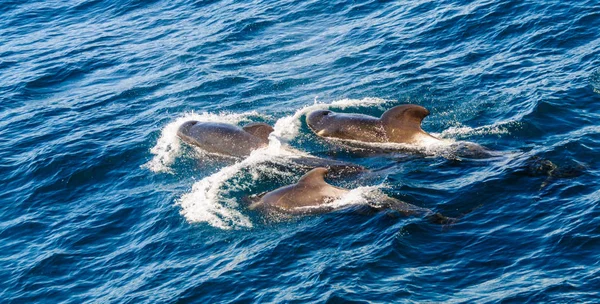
top-left (306, 104), bottom-right (439, 145)
top-left (177, 121), bottom-right (273, 158)
top-left (249, 167), bottom-right (454, 224)
top-left (306, 104), bottom-right (494, 159)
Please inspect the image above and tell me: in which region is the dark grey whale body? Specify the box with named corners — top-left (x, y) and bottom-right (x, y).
top-left (177, 121), bottom-right (273, 158)
top-left (249, 167), bottom-right (454, 224)
top-left (306, 104), bottom-right (495, 159)
top-left (306, 104), bottom-right (440, 145)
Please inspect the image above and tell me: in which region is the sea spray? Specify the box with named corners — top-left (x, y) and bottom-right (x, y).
top-left (176, 136), bottom-right (306, 229)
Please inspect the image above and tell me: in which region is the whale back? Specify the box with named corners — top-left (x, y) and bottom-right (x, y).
top-left (177, 121), bottom-right (267, 157)
top-left (242, 122), bottom-right (274, 142)
top-left (380, 104), bottom-right (432, 143)
top-left (257, 168), bottom-right (348, 213)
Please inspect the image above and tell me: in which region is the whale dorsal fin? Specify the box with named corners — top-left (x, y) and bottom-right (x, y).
top-left (380, 104), bottom-right (430, 131)
top-left (243, 123), bottom-right (274, 142)
top-left (297, 167), bottom-right (328, 185)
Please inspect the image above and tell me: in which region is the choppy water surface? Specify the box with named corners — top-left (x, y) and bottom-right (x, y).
top-left (1, 0), bottom-right (599, 302)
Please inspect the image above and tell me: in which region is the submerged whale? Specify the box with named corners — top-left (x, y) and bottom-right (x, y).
top-left (249, 167), bottom-right (454, 224)
top-left (306, 104), bottom-right (439, 145)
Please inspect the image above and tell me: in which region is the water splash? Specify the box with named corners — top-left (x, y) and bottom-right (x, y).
top-left (437, 121), bottom-right (513, 138)
top-left (293, 186), bottom-right (384, 213)
top-left (176, 138), bottom-right (305, 229)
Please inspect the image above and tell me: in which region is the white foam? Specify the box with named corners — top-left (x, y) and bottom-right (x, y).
top-left (321, 135), bottom-right (457, 157)
top-left (317, 118), bottom-right (514, 158)
top-left (437, 121), bottom-right (512, 138)
top-left (291, 186), bottom-right (392, 214)
top-left (176, 139), bottom-right (304, 229)
top-left (177, 149), bottom-right (268, 230)
top-left (142, 111), bottom-right (263, 173)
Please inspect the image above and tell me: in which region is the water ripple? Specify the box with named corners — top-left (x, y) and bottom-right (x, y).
top-left (1, 0), bottom-right (599, 302)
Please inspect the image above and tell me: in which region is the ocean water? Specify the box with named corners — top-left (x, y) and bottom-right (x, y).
top-left (1, 0), bottom-right (599, 302)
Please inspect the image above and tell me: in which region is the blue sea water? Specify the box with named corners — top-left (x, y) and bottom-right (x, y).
top-left (1, 0), bottom-right (600, 302)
